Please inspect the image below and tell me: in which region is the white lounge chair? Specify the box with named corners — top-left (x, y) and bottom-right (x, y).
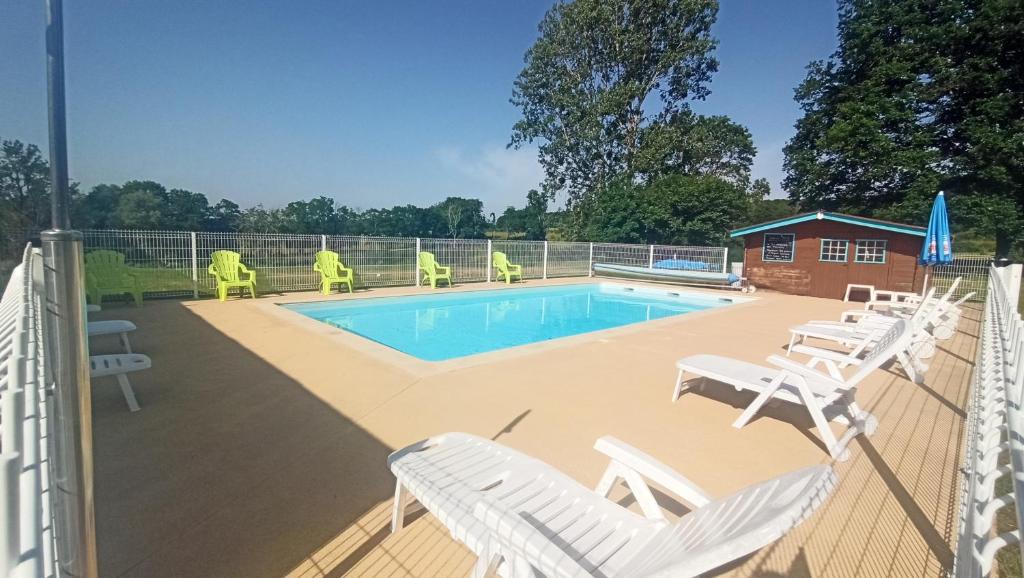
top-left (786, 288), bottom-right (939, 383)
top-left (388, 433), bottom-right (836, 578)
top-left (673, 319), bottom-right (914, 461)
top-left (90, 354), bottom-right (151, 412)
top-left (87, 320), bottom-right (136, 353)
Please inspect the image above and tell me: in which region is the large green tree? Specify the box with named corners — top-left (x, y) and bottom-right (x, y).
top-left (784, 0), bottom-right (1024, 256)
top-left (510, 0), bottom-right (721, 207)
top-left (0, 139), bottom-right (50, 237)
top-left (584, 174), bottom-right (746, 245)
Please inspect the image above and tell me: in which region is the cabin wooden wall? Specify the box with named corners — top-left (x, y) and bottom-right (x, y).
top-left (741, 220), bottom-right (926, 299)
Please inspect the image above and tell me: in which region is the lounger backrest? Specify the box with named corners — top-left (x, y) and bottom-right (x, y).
top-left (418, 251), bottom-right (437, 272)
top-left (315, 250), bottom-right (339, 274)
top-left (616, 465), bottom-right (836, 577)
top-left (848, 319), bottom-right (913, 385)
top-left (492, 251), bottom-right (509, 271)
top-left (210, 250), bottom-right (243, 282)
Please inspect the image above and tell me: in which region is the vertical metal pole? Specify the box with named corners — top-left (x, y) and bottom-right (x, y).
top-left (648, 245), bottom-right (655, 268)
top-left (543, 241), bottom-right (549, 280)
top-left (721, 247), bottom-right (728, 273)
top-left (415, 238), bottom-right (421, 287)
top-left (588, 243), bottom-right (594, 277)
top-left (486, 240), bottom-right (492, 282)
top-left (190, 232), bottom-right (198, 299)
top-left (43, 0), bottom-right (98, 575)
top-left (42, 233), bottom-right (97, 578)
top-left (320, 234), bottom-right (327, 251)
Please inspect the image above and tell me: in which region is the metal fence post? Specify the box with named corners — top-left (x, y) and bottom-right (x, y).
top-left (588, 243), bottom-right (594, 277)
top-left (648, 245), bottom-right (655, 268)
top-left (190, 232), bottom-right (198, 298)
top-left (320, 235), bottom-right (326, 251)
top-left (543, 241), bottom-right (549, 280)
top-left (486, 240), bottom-right (492, 282)
top-left (415, 238), bottom-right (421, 287)
top-left (41, 231), bottom-right (98, 578)
top-left (721, 247), bottom-right (728, 273)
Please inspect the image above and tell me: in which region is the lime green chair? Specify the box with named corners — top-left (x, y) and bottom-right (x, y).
top-left (85, 250), bottom-right (144, 307)
top-left (418, 251), bottom-right (452, 288)
top-left (314, 250), bottom-right (354, 294)
top-left (208, 250), bottom-right (257, 301)
top-left (492, 251), bottom-right (523, 284)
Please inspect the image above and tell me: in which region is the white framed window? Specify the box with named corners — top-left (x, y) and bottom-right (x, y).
top-left (855, 239), bottom-right (887, 264)
top-left (819, 239), bottom-right (848, 262)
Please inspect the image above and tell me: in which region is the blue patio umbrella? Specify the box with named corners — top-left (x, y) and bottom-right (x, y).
top-left (920, 191), bottom-right (953, 266)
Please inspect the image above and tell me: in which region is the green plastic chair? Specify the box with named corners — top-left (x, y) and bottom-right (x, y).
top-left (85, 250), bottom-right (144, 307)
top-left (314, 250), bottom-right (354, 294)
top-left (418, 251), bottom-right (452, 288)
top-left (492, 251), bottom-right (523, 284)
top-left (208, 250), bottom-right (257, 301)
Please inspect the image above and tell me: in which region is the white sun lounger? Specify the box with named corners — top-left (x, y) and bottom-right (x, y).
top-left (87, 320), bottom-right (136, 353)
top-left (388, 432), bottom-right (835, 578)
top-left (786, 289), bottom-right (938, 383)
top-left (90, 354), bottom-right (151, 412)
top-left (673, 319), bottom-right (914, 461)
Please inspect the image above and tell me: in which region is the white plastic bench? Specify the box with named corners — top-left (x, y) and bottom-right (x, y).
top-left (90, 354), bottom-right (152, 412)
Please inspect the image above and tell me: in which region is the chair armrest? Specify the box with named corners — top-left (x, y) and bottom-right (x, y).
top-left (786, 342), bottom-right (860, 364)
top-left (765, 354), bottom-right (844, 388)
top-left (437, 266), bottom-right (451, 274)
top-left (207, 263), bottom-right (218, 277)
top-left (594, 436), bottom-right (711, 508)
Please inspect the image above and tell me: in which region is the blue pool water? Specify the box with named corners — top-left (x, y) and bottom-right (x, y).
top-left (283, 283), bottom-right (738, 361)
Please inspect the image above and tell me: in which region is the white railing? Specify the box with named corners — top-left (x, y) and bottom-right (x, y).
top-left (73, 230), bottom-right (727, 300)
top-left (0, 245), bottom-right (57, 578)
top-left (954, 264), bottom-right (1024, 577)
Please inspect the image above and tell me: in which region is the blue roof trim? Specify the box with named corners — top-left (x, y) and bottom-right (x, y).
top-left (730, 212), bottom-right (926, 238)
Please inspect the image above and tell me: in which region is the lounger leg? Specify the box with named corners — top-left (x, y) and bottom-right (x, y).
top-left (116, 374), bottom-right (141, 412)
top-left (732, 373), bottom-right (785, 429)
top-left (795, 383), bottom-right (848, 461)
top-left (672, 369), bottom-right (685, 402)
top-left (391, 480), bottom-right (409, 533)
top-left (119, 332), bottom-right (133, 354)
top-left (787, 333), bottom-right (797, 356)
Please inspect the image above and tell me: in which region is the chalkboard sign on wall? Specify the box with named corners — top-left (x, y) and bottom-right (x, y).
top-left (762, 233), bottom-right (795, 262)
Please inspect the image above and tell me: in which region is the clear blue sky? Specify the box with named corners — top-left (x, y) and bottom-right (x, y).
top-left (1, 1), bottom-right (837, 214)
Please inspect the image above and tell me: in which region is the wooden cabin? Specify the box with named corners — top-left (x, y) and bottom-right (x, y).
top-left (731, 211), bottom-right (928, 299)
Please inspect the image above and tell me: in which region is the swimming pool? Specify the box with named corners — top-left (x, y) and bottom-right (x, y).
top-left (283, 283), bottom-right (741, 361)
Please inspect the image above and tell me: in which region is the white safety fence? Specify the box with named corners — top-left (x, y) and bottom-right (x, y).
top-left (0, 245), bottom-right (57, 577)
top-left (73, 230), bottom-right (726, 300)
top-left (954, 264), bottom-right (1024, 577)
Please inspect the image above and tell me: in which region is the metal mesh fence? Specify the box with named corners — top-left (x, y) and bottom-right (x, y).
top-left (197, 232), bottom-right (321, 294)
top-left (544, 242), bottom-right (591, 278)
top-left (931, 254), bottom-right (993, 302)
top-left (326, 236), bottom-right (417, 288)
top-left (491, 240), bottom-right (546, 280)
top-left (419, 238), bottom-right (490, 284)
top-left (82, 230), bottom-right (194, 298)
top-left (74, 229), bottom-right (728, 299)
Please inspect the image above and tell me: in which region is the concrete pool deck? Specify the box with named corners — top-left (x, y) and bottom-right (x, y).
top-left (87, 277), bottom-right (975, 577)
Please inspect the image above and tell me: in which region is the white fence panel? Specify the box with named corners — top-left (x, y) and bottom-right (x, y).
top-left (326, 236), bottom-right (418, 288)
top-left (73, 229), bottom-right (729, 297)
top-left (197, 232), bottom-right (321, 294)
top-left (491, 241), bottom-right (546, 280)
top-left (545, 242), bottom-right (591, 278)
top-left (420, 239), bottom-right (489, 284)
top-left (651, 245), bottom-right (727, 273)
top-left (953, 264), bottom-right (1023, 577)
top-left (82, 230), bottom-right (193, 298)
top-left (932, 254), bottom-right (993, 302)
top-left (1, 246), bottom-right (58, 578)
top-left (592, 243), bottom-right (651, 268)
